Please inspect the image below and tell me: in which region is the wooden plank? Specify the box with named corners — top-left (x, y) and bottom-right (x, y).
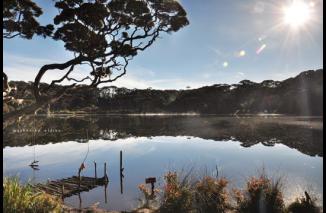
top-left (37, 185), bottom-right (61, 195)
top-left (48, 183), bottom-right (62, 188)
top-left (59, 182), bottom-right (80, 189)
top-left (60, 179), bottom-right (82, 185)
top-left (32, 175), bottom-right (108, 198)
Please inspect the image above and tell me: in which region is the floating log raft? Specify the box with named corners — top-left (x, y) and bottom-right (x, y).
top-left (31, 175), bottom-right (108, 198)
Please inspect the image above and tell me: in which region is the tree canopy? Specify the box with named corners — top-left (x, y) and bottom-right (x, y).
top-left (33, 0), bottom-right (189, 103)
top-left (3, 0), bottom-right (53, 39)
top-left (3, 0), bottom-right (189, 120)
top-left (3, 0), bottom-right (53, 103)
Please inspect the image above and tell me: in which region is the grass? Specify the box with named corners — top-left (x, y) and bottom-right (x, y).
top-left (287, 192), bottom-right (321, 213)
top-left (194, 176), bottom-right (230, 213)
top-left (3, 177), bottom-right (63, 213)
top-left (232, 174), bottom-right (285, 213)
top-left (159, 171), bottom-right (194, 212)
top-left (3, 173), bottom-right (321, 213)
top-left (137, 171), bottom-right (322, 213)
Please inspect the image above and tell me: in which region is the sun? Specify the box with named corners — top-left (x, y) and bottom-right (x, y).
top-left (283, 1), bottom-right (312, 29)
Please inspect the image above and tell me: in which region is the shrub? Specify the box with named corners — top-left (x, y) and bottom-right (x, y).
top-left (194, 176), bottom-right (229, 213)
top-left (287, 192), bottom-right (321, 213)
top-left (159, 171), bottom-right (193, 213)
top-left (233, 174), bottom-right (285, 213)
top-left (137, 170), bottom-right (321, 213)
top-left (3, 177), bottom-right (62, 213)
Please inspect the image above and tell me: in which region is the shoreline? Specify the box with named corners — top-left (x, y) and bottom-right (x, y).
top-left (33, 112), bottom-right (323, 117)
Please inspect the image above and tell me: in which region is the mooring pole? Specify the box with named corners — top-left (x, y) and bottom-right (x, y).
top-left (104, 162), bottom-right (107, 180)
top-left (120, 150), bottom-right (124, 194)
top-left (94, 161), bottom-right (97, 179)
top-left (120, 150), bottom-right (123, 174)
top-left (120, 150), bottom-right (124, 177)
top-left (120, 151), bottom-right (125, 177)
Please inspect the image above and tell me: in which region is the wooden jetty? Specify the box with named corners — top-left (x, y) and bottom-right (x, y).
top-left (31, 161), bottom-right (109, 199)
top-left (31, 175), bottom-right (108, 198)
top-left (30, 155), bottom-right (110, 199)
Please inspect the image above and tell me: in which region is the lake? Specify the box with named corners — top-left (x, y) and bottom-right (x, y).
top-left (3, 115), bottom-right (323, 211)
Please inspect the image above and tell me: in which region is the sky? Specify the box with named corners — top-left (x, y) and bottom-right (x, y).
top-left (3, 0), bottom-right (323, 90)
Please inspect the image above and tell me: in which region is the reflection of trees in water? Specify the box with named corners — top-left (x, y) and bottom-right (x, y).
top-left (3, 116), bottom-right (323, 157)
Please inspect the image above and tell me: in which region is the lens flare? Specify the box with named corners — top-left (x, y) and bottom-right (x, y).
top-left (239, 50), bottom-right (246, 57)
top-left (256, 44), bottom-right (267, 54)
top-left (235, 50), bottom-right (246, 57)
top-left (223, 61), bottom-right (229, 68)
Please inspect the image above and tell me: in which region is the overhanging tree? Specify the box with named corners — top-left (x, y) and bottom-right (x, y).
top-left (34, 0), bottom-right (189, 103)
top-left (3, 0), bottom-right (53, 101)
top-left (3, 0), bottom-right (189, 119)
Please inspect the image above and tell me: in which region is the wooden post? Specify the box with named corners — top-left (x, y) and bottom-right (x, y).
top-left (105, 162), bottom-right (109, 182)
top-left (94, 161), bottom-right (97, 179)
top-left (104, 162), bottom-right (107, 180)
top-left (146, 177), bottom-right (157, 196)
top-left (120, 150), bottom-right (124, 194)
top-left (120, 150), bottom-right (122, 174)
top-left (120, 150), bottom-right (124, 178)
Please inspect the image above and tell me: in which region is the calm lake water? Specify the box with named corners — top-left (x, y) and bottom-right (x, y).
top-left (3, 115), bottom-right (323, 211)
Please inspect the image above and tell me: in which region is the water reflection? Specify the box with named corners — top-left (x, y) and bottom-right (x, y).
top-left (3, 115), bottom-right (323, 156)
top-left (2, 115), bottom-right (323, 211)
top-left (66, 184), bottom-right (108, 210)
top-left (105, 182), bottom-right (108, 204)
top-left (3, 137), bottom-right (323, 211)
top-left (120, 150), bottom-right (124, 195)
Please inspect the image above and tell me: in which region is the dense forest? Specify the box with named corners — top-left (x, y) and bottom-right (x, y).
top-left (5, 69), bottom-right (323, 115)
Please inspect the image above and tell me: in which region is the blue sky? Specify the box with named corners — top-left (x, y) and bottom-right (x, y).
top-left (3, 0), bottom-right (323, 89)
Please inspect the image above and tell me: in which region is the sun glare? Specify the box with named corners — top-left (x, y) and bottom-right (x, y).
top-left (283, 1), bottom-right (312, 29)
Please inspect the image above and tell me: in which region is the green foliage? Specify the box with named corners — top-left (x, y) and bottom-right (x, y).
top-left (287, 193), bottom-right (321, 213)
top-left (138, 171), bottom-right (322, 213)
top-left (3, 0), bottom-right (53, 39)
top-left (3, 0), bottom-right (189, 104)
top-left (233, 174), bottom-right (285, 213)
top-left (95, 69), bottom-right (323, 116)
top-left (52, 0), bottom-right (189, 58)
top-left (3, 177), bottom-right (63, 213)
top-left (159, 171), bottom-right (193, 213)
top-left (194, 176), bottom-right (229, 213)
